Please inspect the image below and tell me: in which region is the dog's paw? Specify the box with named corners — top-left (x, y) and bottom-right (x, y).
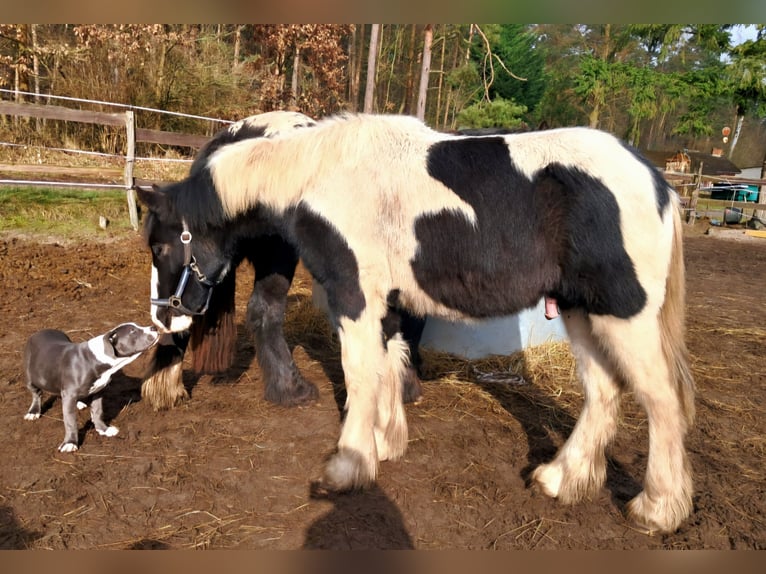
top-left (96, 426), bottom-right (119, 437)
top-left (24, 413), bottom-right (40, 421)
top-left (58, 442), bottom-right (79, 453)
top-left (76, 401), bottom-right (88, 410)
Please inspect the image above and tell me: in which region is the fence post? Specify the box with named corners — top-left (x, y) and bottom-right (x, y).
top-left (686, 162), bottom-right (703, 225)
top-left (124, 110), bottom-right (138, 230)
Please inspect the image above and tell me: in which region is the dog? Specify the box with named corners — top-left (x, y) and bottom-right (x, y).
top-left (23, 322), bottom-right (159, 452)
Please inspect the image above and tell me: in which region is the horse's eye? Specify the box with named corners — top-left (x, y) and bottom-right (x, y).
top-left (151, 244), bottom-right (167, 258)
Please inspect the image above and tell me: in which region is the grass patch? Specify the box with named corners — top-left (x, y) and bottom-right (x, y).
top-left (0, 185), bottom-right (136, 237)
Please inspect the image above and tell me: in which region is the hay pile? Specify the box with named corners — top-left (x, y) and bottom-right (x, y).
top-left (282, 279), bottom-right (584, 420)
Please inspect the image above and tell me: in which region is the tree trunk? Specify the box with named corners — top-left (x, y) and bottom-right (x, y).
top-left (402, 25), bottom-right (417, 114)
top-left (30, 24), bottom-right (41, 129)
top-left (363, 24), bottom-right (380, 113)
top-left (353, 25), bottom-right (365, 111)
top-left (154, 36), bottom-right (167, 104)
top-left (434, 25), bottom-right (447, 129)
top-left (442, 27), bottom-right (464, 129)
top-left (348, 26), bottom-right (358, 110)
top-left (728, 113), bottom-right (745, 159)
top-left (30, 25), bottom-right (40, 101)
top-left (416, 24), bottom-right (433, 121)
top-left (384, 26), bottom-right (399, 112)
top-left (588, 100), bottom-right (600, 129)
top-left (465, 24), bottom-right (475, 62)
top-left (290, 47), bottom-right (300, 107)
top-left (233, 25), bottom-right (242, 69)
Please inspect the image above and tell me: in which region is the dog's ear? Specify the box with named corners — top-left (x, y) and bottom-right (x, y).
top-left (105, 328), bottom-right (120, 353)
top-left (101, 328), bottom-right (121, 359)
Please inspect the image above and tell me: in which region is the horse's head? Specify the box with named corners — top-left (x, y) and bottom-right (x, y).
top-left (137, 110), bottom-right (317, 333)
top-left (136, 184), bottom-right (231, 333)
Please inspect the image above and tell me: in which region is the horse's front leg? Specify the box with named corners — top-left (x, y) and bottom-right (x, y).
top-left (322, 308), bottom-right (409, 490)
top-left (247, 237), bottom-right (318, 406)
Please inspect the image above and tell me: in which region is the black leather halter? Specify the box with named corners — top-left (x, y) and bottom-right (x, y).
top-left (150, 221), bottom-right (226, 316)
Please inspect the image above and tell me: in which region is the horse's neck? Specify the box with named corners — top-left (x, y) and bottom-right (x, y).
top-left (211, 137), bottom-right (311, 219)
top-left (229, 206), bottom-right (287, 241)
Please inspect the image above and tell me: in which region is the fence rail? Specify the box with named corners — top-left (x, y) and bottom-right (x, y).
top-left (1, 99), bottom-right (219, 229)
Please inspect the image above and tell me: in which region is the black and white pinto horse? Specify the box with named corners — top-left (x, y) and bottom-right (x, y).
top-left (137, 113), bottom-right (696, 533)
top-left (141, 111), bottom-right (425, 411)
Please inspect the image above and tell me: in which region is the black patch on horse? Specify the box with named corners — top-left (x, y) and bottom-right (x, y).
top-left (416, 137), bottom-right (646, 319)
top-left (287, 204), bottom-right (366, 321)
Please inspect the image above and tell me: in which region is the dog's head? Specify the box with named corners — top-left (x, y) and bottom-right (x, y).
top-left (105, 323), bottom-right (159, 358)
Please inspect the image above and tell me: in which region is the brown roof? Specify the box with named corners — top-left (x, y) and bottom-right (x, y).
top-left (642, 149), bottom-right (741, 176)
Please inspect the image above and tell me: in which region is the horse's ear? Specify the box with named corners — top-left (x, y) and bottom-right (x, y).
top-left (136, 186), bottom-right (169, 215)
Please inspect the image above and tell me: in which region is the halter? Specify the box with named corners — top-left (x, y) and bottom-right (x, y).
top-left (150, 221), bottom-right (226, 316)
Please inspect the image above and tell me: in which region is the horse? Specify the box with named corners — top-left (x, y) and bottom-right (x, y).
top-left (140, 111), bottom-right (425, 411)
top-left (136, 112), bottom-right (696, 534)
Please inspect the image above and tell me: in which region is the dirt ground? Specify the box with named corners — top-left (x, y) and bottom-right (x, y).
top-left (0, 221), bottom-right (764, 550)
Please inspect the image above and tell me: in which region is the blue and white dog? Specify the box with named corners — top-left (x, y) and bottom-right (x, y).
top-left (23, 322), bottom-right (159, 452)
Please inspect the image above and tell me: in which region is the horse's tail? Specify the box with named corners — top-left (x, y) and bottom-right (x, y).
top-left (659, 201), bottom-right (696, 427)
top-left (189, 268), bottom-right (237, 374)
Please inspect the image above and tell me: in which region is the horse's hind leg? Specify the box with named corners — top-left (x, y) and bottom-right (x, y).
top-left (247, 236), bottom-right (318, 406)
top-left (141, 331), bottom-right (190, 411)
top-left (532, 309), bottom-right (622, 503)
top-left (374, 333), bottom-right (410, 462)
top-left (382, 305), bottom-right (424, 404)
top-left (591, 312), bottom-right (693, 533)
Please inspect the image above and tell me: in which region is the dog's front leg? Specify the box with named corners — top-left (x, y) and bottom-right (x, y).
top-left (89, 394), bottom-right (119, 438)
top-left (58, 392), bottom-right (80, 453)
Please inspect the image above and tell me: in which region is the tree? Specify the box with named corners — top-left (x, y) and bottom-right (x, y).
top-left (468, 24), bottom-right (546, 120)
top-left (672, 66), bottom-right (729, 147)
top-left (455, 97), bottom-right (526, 129)
top-left (363, 24), bottom-right (380, 113)
top-left (726, 28), bottom-right (766, 158)
top-left (416, 24), bottom-right (433, 120)
top-left (726, 26), bottom-right (766, 219)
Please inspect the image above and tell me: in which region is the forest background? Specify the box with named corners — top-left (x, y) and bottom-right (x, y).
top-left (1, 23), bottom-right (765, 169)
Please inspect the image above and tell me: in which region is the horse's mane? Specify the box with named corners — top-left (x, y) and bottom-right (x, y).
top-left (146, 111), bottom-right (321, 234)
top-left (140, 170), bottom-right (229, 236)
top-left (207, 113), bottom-right (440, 218)
top-left (191, 111), bottom-right (317, 176)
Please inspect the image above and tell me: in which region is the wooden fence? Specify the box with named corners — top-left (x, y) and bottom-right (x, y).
top-left (0, 100), bottom-right (217, 229)
top-left (665, 164), bottom-right (766, 225)
top-left (2, 98), bottom-right (765, 229)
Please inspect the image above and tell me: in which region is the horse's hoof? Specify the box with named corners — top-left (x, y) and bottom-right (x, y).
top-left (401, 370), bottom-right (423, 404)
top-left (626, 491), bottom-right (691, 535)
top-left (265, 376), bottom-right (319, 407)
top-left (531, 462), bottom-right (563, 499)
top-left (321, 448), bottom-right (375, 492)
